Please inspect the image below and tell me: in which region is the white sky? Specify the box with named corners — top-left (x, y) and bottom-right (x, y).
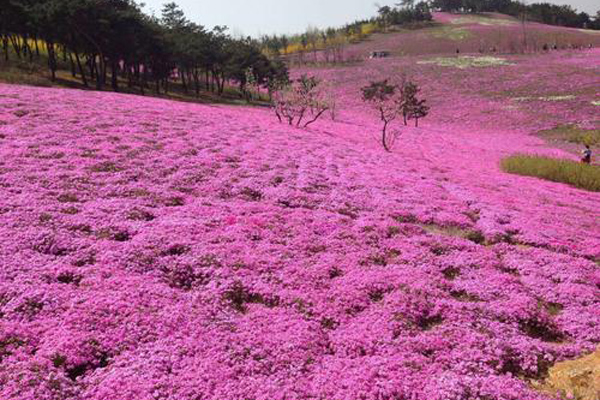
top-left (140, 0), bottom-right (599, 37)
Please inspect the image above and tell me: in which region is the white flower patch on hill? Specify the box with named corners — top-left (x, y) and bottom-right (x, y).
top-left (451, 15), bottom-right (517, 26)
top-left (514, 95), bottom-right (576, 102)
top-left (418, 56), bottom-right (514, 69)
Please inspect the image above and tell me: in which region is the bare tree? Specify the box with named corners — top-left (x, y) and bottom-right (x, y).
top-left (306, 26), bottom-right (320, 62)
top-left (273, 75), bottom-right (331, 128)
top-left (361, 79), bottom-right (406, 151)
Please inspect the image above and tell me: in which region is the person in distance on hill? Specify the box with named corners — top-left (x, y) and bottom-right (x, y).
top-left (581, 145), bottom-right (592, 164)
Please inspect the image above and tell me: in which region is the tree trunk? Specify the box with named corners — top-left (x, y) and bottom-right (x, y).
top-left (111, 59), bottom-right (119, 91)
top-left (180, 68), bottom-right (188, 94)
top-left (69, 52), bottom-right (77, 77)
top-left (24, 36), bottom-right (34, 62)
top-left (193, 69), bottom-right (200, 97)
top-left (88, 57), bottom-right (96, 81)
top-left (9, 35), bottom-right (21, 58)
top-left (94, 57), bottom-right (103, 90)
top-left (101, 58), bottom-right (108, 87)
top-left (2, 36), bottom-right (8, 62)
top-left (304, 108), bottom-right (329, 127)
top-left (127, 63), bottom-right (134, 88)
top-left (47, 42), bottom-right (57, 82)
top-left (218, 72), bottom-right (225, 94)
top-left (210, 70), bottom-right (216, 92)
top-left (74, 51), bottom-right (88, 87)
top-left (382, 120), bottom-right (391, 152)
top-left (141, 63), bottom-right (147, 95)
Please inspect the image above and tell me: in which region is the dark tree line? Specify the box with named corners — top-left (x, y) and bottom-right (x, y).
top-left (0, 0), bottom-right (288, 97)
top-left (377, 2), bottom-right (433, 30)
top-left (431, 0), bottom-right (600, 29)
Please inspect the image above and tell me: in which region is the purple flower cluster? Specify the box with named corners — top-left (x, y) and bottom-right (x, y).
top-left (0, 47), bottom-right (598, 400)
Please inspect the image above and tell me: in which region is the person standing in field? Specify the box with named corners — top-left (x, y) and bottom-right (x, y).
top-left (581, 145), bottom-right (592, 164)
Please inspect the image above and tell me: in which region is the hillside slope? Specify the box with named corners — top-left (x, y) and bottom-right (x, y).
top-left (340, 12), bottom-right (600, 58)
top-left (0, 62), bottom-right (598, 400)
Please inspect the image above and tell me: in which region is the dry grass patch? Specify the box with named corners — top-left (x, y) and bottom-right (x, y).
top-left (535, 347), bottom-right (600, 400)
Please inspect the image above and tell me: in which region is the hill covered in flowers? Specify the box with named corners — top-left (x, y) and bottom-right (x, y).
top-left (0, 45), bottom-right (599, 400)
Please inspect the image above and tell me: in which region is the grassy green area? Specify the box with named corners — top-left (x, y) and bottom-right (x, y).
top-left (0, 63), bottom-right (54, 87)
top-left (451, 15), bottom-right (517, 26)
top-left (501, 154), bottom-right (600, 192)
top-left (429, 26), bottom-right (472, 41)
top-left (538, 125), bottom-right (600, 146)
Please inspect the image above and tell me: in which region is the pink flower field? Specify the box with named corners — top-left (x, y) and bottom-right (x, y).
top-left (343, 12), bottom-right (600, 58)
top-left (0, 47), bottom-right (599, 399)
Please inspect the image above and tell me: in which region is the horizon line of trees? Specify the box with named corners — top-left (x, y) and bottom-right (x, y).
top-left (0, 0), bottom-right (288, 97)
top-left (430, 0), bottom-right (600, 29)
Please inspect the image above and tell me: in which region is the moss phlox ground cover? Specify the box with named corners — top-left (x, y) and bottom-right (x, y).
top-left (0, 48), bottom-right (599, 400)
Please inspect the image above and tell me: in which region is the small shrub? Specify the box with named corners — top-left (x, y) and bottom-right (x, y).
top-left (57, 193), bottom-right (79, 203)
top-left (465, 230), bottom-right (486, 244)
top-left (165, 196), bottom-right (185, 207)
top-left (127, 208), bottom-right (155, 221)
top-left (13, 110), bottom-right (29, 118)
top-left (223, 282), bottom-right (279, 313)
top-left (56, 271), bottom-right (82, 285)
top-left (501, 154), bottom-right (600, 192)
top-left (442, 266), bottom-right (460, 280)
top-left (90, 161), bottom-right (122, 173)
top-left (162, 244), bottom-right (190, 256)
top-left (112, 231), bottom-right (131, 242)
top-left (240, 187), bottom-right (263, 201)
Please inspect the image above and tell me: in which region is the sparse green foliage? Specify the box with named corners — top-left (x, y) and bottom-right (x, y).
top-left (243, 67), bottom-right (258, 102)
top-left (361, 79), bottom-right (405, 151)
top-left (402, 81), bottom-right (430, 127)
top-left (362, 77), bottom-right (429, 151)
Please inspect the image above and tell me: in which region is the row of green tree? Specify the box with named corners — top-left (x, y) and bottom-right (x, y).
top-left (377, 2), bottom-right (433, 30)
top-left (0, 0), bottom-right (288, 96)
top-left (431, 0), bottom-right (600, 29)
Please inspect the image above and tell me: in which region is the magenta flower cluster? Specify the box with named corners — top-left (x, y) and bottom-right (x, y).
top-left (0, 48), bottom-right (598, 400)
